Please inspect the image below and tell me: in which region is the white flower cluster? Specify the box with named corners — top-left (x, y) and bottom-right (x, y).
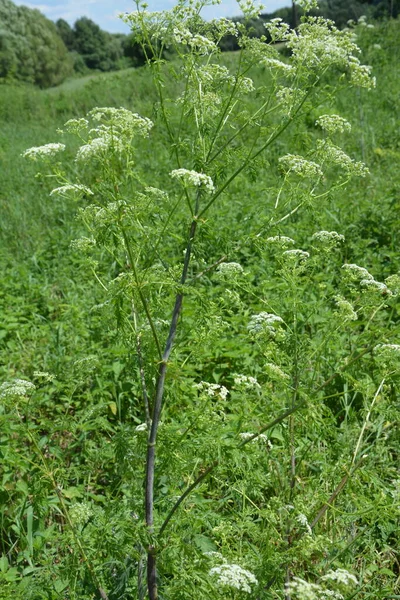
top-left (262, 57), bottom-right (294, 74)
top-left (296, 513), bottom-right (312, 535)
top-left (276, 86), bottom-right (307, 114)
top-left (76, 137), bottom-right (111, 162)
top-left (70, 237), bottom-right (97, 253)
top-left (285, 577), bottom-right (321, 600)
top-left (321, 569), bottom-right (358, 586)
top-left (50, 184), bottom-right (94, 197)
top-left (0, 379), bottom-right (36, 399)
top-left (316, 114), bottom-right (352, 135)
top-left (210, 17), bottom-right (239, 38)
top-left (239, 432), bottom-right (271, 446)
top-left (287, 18), bottom-right (359, 72)
top-left (69, 502), bottom-right (93, 527)
top-left (172, 25), bottom-right (217, 54)
top-left (282, 249), bottom-right (310, 262)
top-left (194, 381), bottom-right (229, 400)
top-left (216, 262), bottom-right (244, 279)
top-left (341, 263), bottom-right (373, 282)
top-left (195, 64), bottom-right (233, 86)
top-left (209, 563), bottom-right (258, 593)
top-left (76, 108), bottom-right (153, 163)
top-left (22, 143), bottom-right (65, 161)
top-left (264, 362), bottom-right (289, 381)
top-left (349, 57), bottom-right (376, 89)
top-left (170, 169), bottom-right (215, 193)
top-left (311, 231), bottom-right (345, 246)
top-left (266, 236), bottom-right (295, 248)
top-left (33, 371), bottom-right (55, 382)
top-left (385, 274), bottom-right (400, 295)
top-left (236, 76), bottom-right (255, 94)
top-left (233, 374), bottom-right (261, 389)
top-left (360, 279), bottom-right (391, 295)
top-left (374, 344), bottom-right (400, 372)
top-left (334, 296), bottom-right (357, 321)
top-left (317, 141), bottom-right (369, 177)
top-left (264, 18), bottom-right (291, 42)
top-left (62, 118), bottom-right (89, 134)
top-left (279, 154), bottom-right (323, 179)
top-left (248, 312), bottom-right (284, 336)
top-left (135, 422), bottom-right (148, 432)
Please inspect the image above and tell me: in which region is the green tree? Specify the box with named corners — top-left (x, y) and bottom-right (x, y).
top-left (56, 18), bottom-right (75, 51)
top-left (72, 17), bottom-right (122, 71)
top-left (0, 0), bottom-right (72, 87)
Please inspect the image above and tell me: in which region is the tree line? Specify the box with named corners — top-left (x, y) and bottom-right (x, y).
top-left (0, 0), bottom-right (398, 88)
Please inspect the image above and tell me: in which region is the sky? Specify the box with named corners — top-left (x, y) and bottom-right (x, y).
top-left (14, 0), bottom-right (292, 33)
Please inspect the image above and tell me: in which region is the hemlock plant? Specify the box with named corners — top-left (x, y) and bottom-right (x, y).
top-left (3, 1), bottom-right (397, 598)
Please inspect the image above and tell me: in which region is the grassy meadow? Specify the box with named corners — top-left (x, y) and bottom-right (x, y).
top-left (0, 17), bottom-right (399, 599)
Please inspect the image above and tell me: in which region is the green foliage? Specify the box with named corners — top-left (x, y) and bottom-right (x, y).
top-left (72, 17), bottom-right (124, 72)
top-left (0, 6), bottom-right (399, 600)
top-left (0, 0), bottom-right (72, 87)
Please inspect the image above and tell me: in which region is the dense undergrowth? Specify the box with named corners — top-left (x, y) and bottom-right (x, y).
top-left (0, 12), bottom-right (399, 600)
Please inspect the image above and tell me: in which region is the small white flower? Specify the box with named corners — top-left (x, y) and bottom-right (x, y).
top-left (170, 169), bottom-right (215, 193)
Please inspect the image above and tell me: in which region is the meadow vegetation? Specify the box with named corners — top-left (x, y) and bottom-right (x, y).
top-left (0, 3), bottom-right (399, 599)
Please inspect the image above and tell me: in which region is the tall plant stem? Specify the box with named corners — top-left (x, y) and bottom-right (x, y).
top-left (145, 209), bottom-right (198, 600)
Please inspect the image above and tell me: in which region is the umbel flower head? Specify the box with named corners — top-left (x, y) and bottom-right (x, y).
top-left (209, 563), bottom-right (258, 593)
top-left (0, 379), bottom-right (36, 399)
top-left (170, 169), bottom-right (215, 193)
top-left (22, 143), bottom-right (65, 161)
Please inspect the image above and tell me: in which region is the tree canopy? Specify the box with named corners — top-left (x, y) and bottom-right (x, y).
top-left (0, 0), bottom-right (72, 87)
